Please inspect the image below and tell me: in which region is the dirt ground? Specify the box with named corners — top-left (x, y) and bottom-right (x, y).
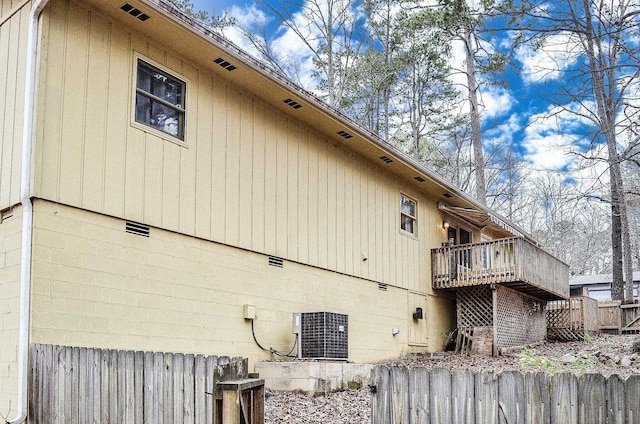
top-left (264, 334), bottom-right (640, 424)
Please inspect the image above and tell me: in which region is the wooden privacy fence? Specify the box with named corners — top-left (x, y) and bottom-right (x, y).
top-left (29, 343), bottom-right (248, 424)
top-left (370, 366), bottom-right (640, 424)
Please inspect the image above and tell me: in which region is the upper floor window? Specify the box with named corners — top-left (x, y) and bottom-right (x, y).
top-left (135, 59), bottom-right (186, 140)
top-left (400, 194), bottom-right (417, 235)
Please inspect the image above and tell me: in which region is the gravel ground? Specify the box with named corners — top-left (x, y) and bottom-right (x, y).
top-left (265, 334), bottom-right (640, 424)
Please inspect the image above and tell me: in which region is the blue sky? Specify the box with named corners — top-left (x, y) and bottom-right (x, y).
top-left (192, 0), bottom-right (235, 15)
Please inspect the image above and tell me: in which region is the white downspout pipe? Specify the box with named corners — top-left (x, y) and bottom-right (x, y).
top-left (8, 0), bottom-right (51, 422)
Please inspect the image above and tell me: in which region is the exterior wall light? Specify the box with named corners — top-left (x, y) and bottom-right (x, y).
top-left (443, 221), bottom-right (450, 229)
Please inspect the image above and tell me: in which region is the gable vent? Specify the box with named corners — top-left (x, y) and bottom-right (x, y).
top-left (283, 98), bottom-right (303, 109)
top-left (126, 221), bottom-right (150, 237)
top-left (414, 176), bottom-right (426, 182)
top-left (268, 256), bottom-right (283, 268)
top-left (378, 283), bottom-right (388, 291)
top-left (213, 57), bottom-right (237, 71)
top-left (337, 130), bottom-right (353, 139)
top-left (379, 156), bottom-right (393, 164)
top-left (120, 3), bottom-right (150, 21)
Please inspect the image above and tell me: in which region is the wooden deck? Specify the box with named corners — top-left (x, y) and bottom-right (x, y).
top-left (432, 237), bottom-right (569, 300)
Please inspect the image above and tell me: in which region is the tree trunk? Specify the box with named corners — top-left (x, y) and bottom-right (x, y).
top-left (464, 29), bottom-right (486, 203)
top-left (580, 0), bottom-right (630, 302)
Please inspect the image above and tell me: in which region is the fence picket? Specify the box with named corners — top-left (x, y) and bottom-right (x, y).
top-left (475, 371), bottom-right (498, 424)
top-left (143, 351), bottom-right (154, 424)
top-left (390, 366), bottom-right (409, 424)
top-left (577, 374), bottom-right (605, 423)
top-left (134, 351), bottom-right (144, 423)
top-left (371, 365), bottom-right (390, 424)
top-left (498, 371), bottom-right (525, 424)
top-left (452, 369), bottom-right (474, 424)
top-left (524, 372), bottom-right (550, 424)
top-left (184, 354), bottom-right (196, 424)
top-left (606, 374), bottom-right (625, 423)
top-left (625, 374), bottom-right (640, 423)
top-left (550, 373), bottom-right (577, 424)
top-left (430, 368), bottom-right (452, 424)
top-left (408, 367), bottom-right (429, 424)
top-left (174, 353), bottom-right (185, 423)
top-left (194, 354), bottom-right (206, 424)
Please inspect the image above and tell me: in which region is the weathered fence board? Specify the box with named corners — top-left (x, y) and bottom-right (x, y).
top-left (452, 369), bottom-right (474, 424)
top-left (430, 367), bottom-right (451, 424)
top-left (475, 371), bottom-right (498, 424)
top-left (29, 343), bottom-right (247, 424)
top-left (498, 371), bottom-right (525, 424)
top-left (626, 375), bottom-right (640, 423)
top-left (371, 366), bottom-right (640, 424)
top-left (370, 366), bottom-right (390, 424)
top-left (524, 372), bottom-right (550, 424)
top-left (606, 374), bottom-right (625, 423)
top-left (409, 367), bottom-right (429, 424)
top-left (390, 367), bottom-right (409, 424)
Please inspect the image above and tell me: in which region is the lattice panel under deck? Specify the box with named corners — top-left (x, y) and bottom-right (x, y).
top-left (456, 286), bottom-right (493, 328)
top-left (494, 286), bottom-right (546, 349)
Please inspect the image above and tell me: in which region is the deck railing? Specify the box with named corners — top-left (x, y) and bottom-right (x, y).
top-left (432, 237), bottom-right (569, 300)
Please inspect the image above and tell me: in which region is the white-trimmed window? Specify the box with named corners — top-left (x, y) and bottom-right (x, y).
top-left (400, 194), bottom-right (417, 235)
top-left (135, 59), bottom-right (186, 140)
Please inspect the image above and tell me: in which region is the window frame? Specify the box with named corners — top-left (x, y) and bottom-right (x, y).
top-left (400, 193), bottom-right (417, 237)
top-left (132, 55), bottom-right (187, 143)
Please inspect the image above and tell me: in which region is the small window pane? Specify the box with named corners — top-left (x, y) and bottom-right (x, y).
top-left (137, 62), bottom-right (184, 107)
top-left (401, 215), bottom-right (414, 233)
top-left (401, 197), bottom-right (415, 216)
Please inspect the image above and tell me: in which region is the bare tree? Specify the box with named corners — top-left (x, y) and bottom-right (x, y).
top-left (519, 0), bottom-right (640, 302)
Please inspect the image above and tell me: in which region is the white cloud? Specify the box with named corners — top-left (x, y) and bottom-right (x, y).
top-left (516, 32), bottom-right (581, 83)
top-left (521, 105), bottom-right (585, 170)
top-left (480, 85), bottom-right (515, 119)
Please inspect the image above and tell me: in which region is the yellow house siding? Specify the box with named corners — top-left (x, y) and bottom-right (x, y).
top-left (0, 206), bottom-right (22, 414)
top-left (35, 0), bottom-right (435, 294)
top-left (30, 200), bottom-right (415, 365)
top-left (0, 1), bottom-right (28, 210)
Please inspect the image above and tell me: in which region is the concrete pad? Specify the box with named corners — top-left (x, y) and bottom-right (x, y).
top-left (254, 361), bottom-right (374, 396)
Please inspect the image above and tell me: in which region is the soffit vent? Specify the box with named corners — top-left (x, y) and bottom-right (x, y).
top-left (120, 3), bottom-right (150, 21)
top-left (442, 193), bottom-right (453, 198)
top-left (213, 57), bottom-right (237, 71)
top-left (379, 156), bottom-right (393, 164)
top-left (337, 130), bottom-right (353, 139)
top-left (414, 176), bottom-right (426, 182)
top-left (268, 256), bottom-right (283, 268)
top-left (378, 283), bottom-right (388, 291)
top-left (126, 221), bottom-right (150, 237)
top-left (283, 98), bottom-right (303, 109)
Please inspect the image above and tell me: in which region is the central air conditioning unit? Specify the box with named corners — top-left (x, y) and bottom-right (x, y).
top-left (292, 312), bottom-right (348, 360)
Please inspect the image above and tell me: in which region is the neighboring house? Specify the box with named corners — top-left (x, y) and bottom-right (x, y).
top-left (570, 272), bottom-right (640, 301)
top-left (0, 0), bottom-right (568, 417)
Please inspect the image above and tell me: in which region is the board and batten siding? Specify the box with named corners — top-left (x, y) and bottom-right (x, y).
top-left (0, 0), bottom-right (30, 210)
top-left (33, 0), bottom-right (443, 293)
